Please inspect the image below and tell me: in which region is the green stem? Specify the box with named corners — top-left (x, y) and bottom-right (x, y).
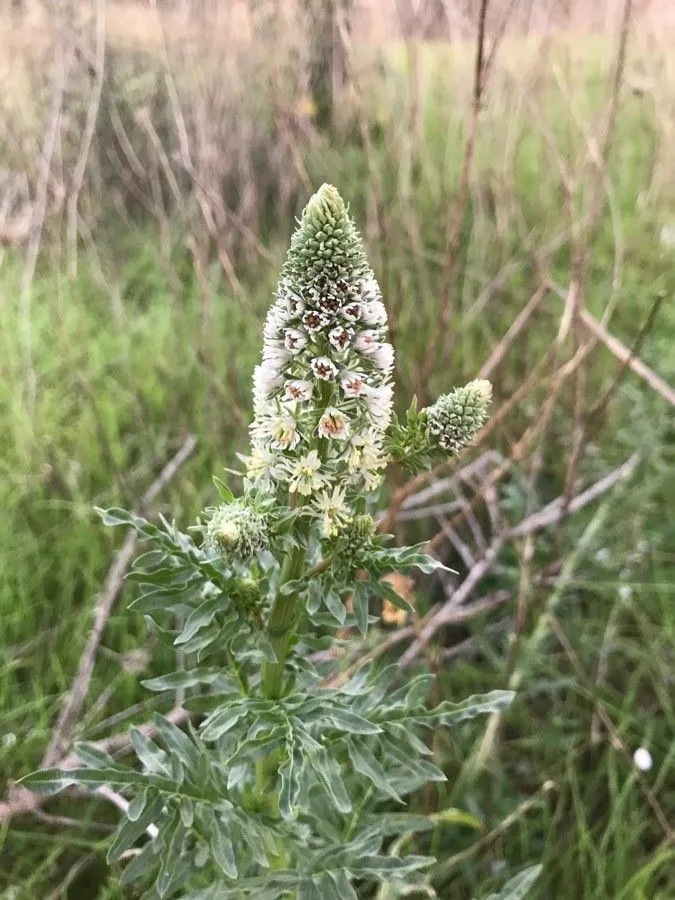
top-left (261, 538), bottom-right (308, 700)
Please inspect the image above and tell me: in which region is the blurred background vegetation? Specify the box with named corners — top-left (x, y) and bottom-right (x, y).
top-left (0, 0), bottom-right (673, 897)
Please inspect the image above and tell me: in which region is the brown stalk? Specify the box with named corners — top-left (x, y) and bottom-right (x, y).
top-left (419, 0), bottom-right (491, 397)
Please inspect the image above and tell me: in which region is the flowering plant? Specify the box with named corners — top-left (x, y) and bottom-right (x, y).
top-left (22, 186), bottom-right (510, 897)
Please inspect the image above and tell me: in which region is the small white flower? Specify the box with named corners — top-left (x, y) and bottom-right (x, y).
top-left (278, 280), bottom-right (304, 314)
top-left (287, 450), bottom-right (328, 496)
top-left (328, 325), bottom-right (354, 352)
top-left (263, 317), bottom-right (284, 343)
top-left (341, 371), bottom-right (367, 397)
top-left (269, 415), bottom-right (301, 450)
top-left (284, 379), bottom-right (313, 402)
top-left (371, 341), bottom-right (395, 373)
top-left (619, 584), bottom-right (633, 602)
top-left (341, 301), bottom-right (362, 322)
top-left (314, 486), bottom-right (351, 537)
top-left (361, 299), bottom-right (387, 326)
top-left (316, 293), bottom-right (342, 315)
top-left (284, 328), bottom-right (308, 353)
top-left (361, 468), bottom-right (384, 491)
top-left (633, 747), bottom-right (652, 771)
top-left (360, 275), bottom-right (380, 300)
top-left (245, 447), bottom-right (277, 481)
top-left (311, 356), bottom-right (338, 380)
top-left (363, 382), bottom-right (393, 428)
top-left (354, 329), bottom-right (379, 355)
top-left (348, 431), bottom-right (387, 474)
top-left (318, 407), bottom-right (350, 441)
top-left (302, 310), bottom-right (330, 333)
top-left (262, 344), bottom-right (293, 369)
top-left (252, 364), bottom-right (282, 409)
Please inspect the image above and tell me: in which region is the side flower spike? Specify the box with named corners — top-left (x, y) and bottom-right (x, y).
top-left (426, 379), bottom-right (492, 453)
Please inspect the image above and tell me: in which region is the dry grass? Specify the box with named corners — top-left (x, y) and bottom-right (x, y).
top-left (1, 0), bottom-right (674, 896)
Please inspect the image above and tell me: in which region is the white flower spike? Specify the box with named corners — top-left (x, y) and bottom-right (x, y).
top-left (248, 184), bottom-right (394, 497)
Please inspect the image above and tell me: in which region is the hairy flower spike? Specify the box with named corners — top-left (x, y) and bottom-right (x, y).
top-left (426, 379), bottom-right (492, 454)
top-left (249, 185), bottom-right (394, 499)
top-left (205, 502), bottom-right (269, 560)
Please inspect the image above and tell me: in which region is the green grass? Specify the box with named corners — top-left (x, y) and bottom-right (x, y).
top-left (1, 35), bottom-right (674, 899)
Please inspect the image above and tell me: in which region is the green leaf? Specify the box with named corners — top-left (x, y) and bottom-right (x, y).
top-left (311, 749), bottom-right (352, 814)
top-left (375, 579), bottom-right (414, 613)
top-left (18, 769), bottom-right (77, 796)
top-left (228, 728), bottom-right (286, 765)
top-left (327, 869), bottom-right (358, 899)
top-left (297, 881), bottom-right (321, 900)
top-left (74, 742), bottom-right (118, 770)
top-left (200, 704), bottom-right (246, 742)
top-left (352, 582), bottom-right (368, 636)
top-left (153, 715), bottom-right (200, 770)
top-left (426, 690), bottom-right (515, 725)
top-left (156, 814), bottom-right (185, 897)
top-left (142, 668), bottom-right (232, 693)
top-left (323, 589), bottom-right (347, 624)
top-left (127, 787), bottom-right (148, 822)
top-left (306, 581), bottom-right (322, 616)
top-left (347, 740), bottom-right (402, 803)
top-left (279, 746), bottom-right (301, 821)
top-left (174, 596), bottom-right (222, 646)
top-left (379, 735), bottom-right (447, 783)
top-left (129, 589), bottom-right (188, 613)
top-left (206, 812), bottom-right (238, 879)
top-left (361, 812), bottom-right (435, 836)
top-left (120, 840), bottom-right (160, 886)
top-left (180, 799), bottom-right (195, 828)
top-left (108, 796), bottom-right (165, 863)
top-left (322, 708), bottom-right (381, 736)
top-left (213, 476), bottom-right (235, 503)
top-left (483, 864), bottom-right (543, 900)
top-left (350, 854), bottom-right (433, 877)
top-left (131, 728), bottom-right (170, 775)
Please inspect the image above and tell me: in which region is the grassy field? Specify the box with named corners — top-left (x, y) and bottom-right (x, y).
top-left (1, 6), bottom-right (674, 898)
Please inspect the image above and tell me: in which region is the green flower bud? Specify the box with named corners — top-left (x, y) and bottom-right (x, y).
top-left (426, 379), bottom-right (492, 454)
top-left (205, 502), bottom-right (269, 561)
top-left (331, 513), bottom-right (376, 562)
top-left (232, 576), bottom-right (261, 613)
top-left (282, 184), bottom-right (370, 289)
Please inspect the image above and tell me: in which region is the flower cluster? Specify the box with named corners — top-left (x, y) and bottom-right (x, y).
top-left (426, 379), bottom-right (492, 454)
top-left (204, 501), bottom-right (269, 560)
top-left (329, 512), bottom-right (376, 563)
top-left (247, 185), bottom-right (393, 500)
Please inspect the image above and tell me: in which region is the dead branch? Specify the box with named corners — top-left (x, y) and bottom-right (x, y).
top-left (399, 452), bottom-right (640, 667)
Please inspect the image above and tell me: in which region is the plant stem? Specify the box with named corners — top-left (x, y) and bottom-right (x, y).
top-left (261, 538), bottom-right (308, 700)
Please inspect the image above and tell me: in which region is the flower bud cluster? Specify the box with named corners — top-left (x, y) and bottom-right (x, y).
top-left (247, 185), bottom-right (394, 500)
top-left (204, 502), bottom-right (269, 561)
top-left (426, 380), bottom-right (492, 454)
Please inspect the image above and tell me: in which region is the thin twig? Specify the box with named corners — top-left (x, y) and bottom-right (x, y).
top-left (432, 781), bottom-right (556, 884)
top-left (399, 453), bottom-right (640, 667)
top-left (67, 0), bottom-right (106, 279)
